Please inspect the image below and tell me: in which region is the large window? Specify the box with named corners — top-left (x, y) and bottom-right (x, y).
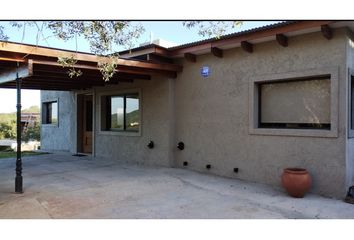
top-left (258, 77), bottom-right (331, 130)
top-left (101, 93), bottom-right (140, 132)
top-left (42, 101), bottom-right (58, 125)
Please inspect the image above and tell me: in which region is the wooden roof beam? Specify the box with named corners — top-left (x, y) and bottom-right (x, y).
top-left (28, 75), bottom-right (135, 85)
top-left (170, 21), bottom-right (334, 56)
top-left (241, 41), bottom-right (253, 53)
top-left (31, 69), bottom-right (151, 81)
top-left (29, 59), bottom-right (177, 78)
top-left (0, 42), bottom-right (183, 72)
top-left (211, 47), bottom-right (223, 58)
top-left (0, 81), bottom-right (83, 90)
top-left (321, 24), bottom-right (333, 40)
top-left (184, 53), bottom-right (196, 63)
top-left (0, 85), bottom-right (76, 91)
top-left (0, 60), bottom-right (33, 84)
top-left (276, 34), bottom-right (288, 47)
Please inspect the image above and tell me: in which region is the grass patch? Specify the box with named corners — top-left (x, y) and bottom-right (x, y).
top-left (0, 151), bottom-right (48, 159)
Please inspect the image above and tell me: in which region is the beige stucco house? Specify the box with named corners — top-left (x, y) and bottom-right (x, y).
top-left (2, 21), bottom-right (354, 199)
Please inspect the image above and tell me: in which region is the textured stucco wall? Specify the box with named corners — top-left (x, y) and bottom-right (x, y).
top-left (41, 91), bottom-right (76, 152)
top-left (40, 28), bottom-right (350, 198)
top-left (346, 29), bottom-right (354, 187)
top-left (93, 76), bottom-right (174, 167)
top-left (174, 29), bottom-right (348, 198)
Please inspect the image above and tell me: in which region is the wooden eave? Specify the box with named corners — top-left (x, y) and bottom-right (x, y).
top-left (0, 42), bottom-right (182, 91)
top-left (168, 21), bottom-right (336, 57)
top-left (116, 21), bottom-right (338, 61)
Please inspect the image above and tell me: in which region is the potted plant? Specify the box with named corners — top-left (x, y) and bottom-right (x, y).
top-left (281, 168), bottom-right (312, 198)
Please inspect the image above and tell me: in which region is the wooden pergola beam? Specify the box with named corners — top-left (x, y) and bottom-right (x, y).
top-left (0, 60), bottom-right (33, 84)
top-left (2, 80), bottom-right (98, 88)
top-left (0, 42), bottom-right (183, 72)
top-left (211, 47), bottom-right (223, 58)
top-left (321, 24), bottom-right (333, 40)
top-left (0, 84), bottom-right (82, 91)
top-left (27, 75), bottom-right (134, 85)
top-left (30, 59), bottom-right (176, 78)
top-left (184, 53), bottom-right (196, 63)
top-left (241, 41), bottom-right (253, 53)
top-left (276, 34), bottom-right (288, 47)
top-left (33, 69), bottom-right (151, 81)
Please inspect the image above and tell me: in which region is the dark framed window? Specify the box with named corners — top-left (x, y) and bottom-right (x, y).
top-left (351, 75), bottom-right (354, 130)
top-left (101, 93), bottom-right (140, 132)
top-left (42, 101), bottom-right (58, 125)
top-left (258, 76), bottom-right (331, 130)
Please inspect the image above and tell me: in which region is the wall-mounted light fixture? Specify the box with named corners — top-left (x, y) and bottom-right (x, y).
top-left (177, 142), bottom-right (185, 150)
top-left (147, 140), bottom-right (154, 149)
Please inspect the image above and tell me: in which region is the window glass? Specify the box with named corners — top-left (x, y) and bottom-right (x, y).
top-left (51, 102), bottom-right (58, 124)
top-left (42, 101), bottom-right (58, 125)
top-left (125, 94), bottom-right (139, 131)
top-left (259, 78), bottom-right (330, 129)
top-left (110, 96), bottom-right (124, 130)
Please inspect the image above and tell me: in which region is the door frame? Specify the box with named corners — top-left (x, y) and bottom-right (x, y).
top-left (76, 90), bottom-right (95, 156)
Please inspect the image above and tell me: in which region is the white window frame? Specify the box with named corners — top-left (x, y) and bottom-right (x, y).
top-left (249, 67), bottom-right (339, 138)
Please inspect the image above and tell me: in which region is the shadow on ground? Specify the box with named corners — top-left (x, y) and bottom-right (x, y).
top-left (0, 152), bottom-right (353, 219)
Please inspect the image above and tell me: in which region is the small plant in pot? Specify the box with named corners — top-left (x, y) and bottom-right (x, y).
top-left (281, 168), bottom-right (312, 198)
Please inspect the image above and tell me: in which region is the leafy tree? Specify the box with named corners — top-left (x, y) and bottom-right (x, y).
top-left (0, 25), bottom-right (8, 41)
top-left (0, 120), bottom-right (16, 139)
top-left (0, 106), bottom-right (41, 140)
top-left (23, 122), bottom-right (40, 142)
top-left (183, 21), bottom-right (242, 38)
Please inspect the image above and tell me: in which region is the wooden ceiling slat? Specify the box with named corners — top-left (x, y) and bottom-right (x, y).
top-left (32, 67), bottom-right (151, 80)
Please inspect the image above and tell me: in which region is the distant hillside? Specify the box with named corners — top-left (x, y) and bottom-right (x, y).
top-left (111, 110), bottom-right (139, 130)
top-left (22, 105), bottom-right (40, 113)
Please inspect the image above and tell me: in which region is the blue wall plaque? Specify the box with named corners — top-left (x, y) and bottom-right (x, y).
top-left (200, 66), bottom-right (210, 77)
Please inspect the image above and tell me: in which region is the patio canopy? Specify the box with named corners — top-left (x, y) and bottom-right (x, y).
top-left (0, 41), bottom-right (183, 91)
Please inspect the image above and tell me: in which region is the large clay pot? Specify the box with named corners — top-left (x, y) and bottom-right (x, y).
top-left (281, 168), bottom-right (312, 198)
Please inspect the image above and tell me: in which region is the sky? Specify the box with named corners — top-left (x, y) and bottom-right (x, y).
top-left (0, 21), bottom-right (279, 113)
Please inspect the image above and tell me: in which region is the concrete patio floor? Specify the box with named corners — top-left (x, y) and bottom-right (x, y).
top-left (0, 152), bottom-right (353, 219)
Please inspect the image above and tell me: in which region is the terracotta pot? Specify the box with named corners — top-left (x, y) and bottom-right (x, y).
top-left (281, 168), bottom-right (312, 198)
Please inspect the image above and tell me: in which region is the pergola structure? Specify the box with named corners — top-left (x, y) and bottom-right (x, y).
top-left (0, 41), bottom-right (183, 193)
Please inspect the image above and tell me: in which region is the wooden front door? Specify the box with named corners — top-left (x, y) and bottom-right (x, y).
top-left (82, 95), bottom-right (93, 153)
